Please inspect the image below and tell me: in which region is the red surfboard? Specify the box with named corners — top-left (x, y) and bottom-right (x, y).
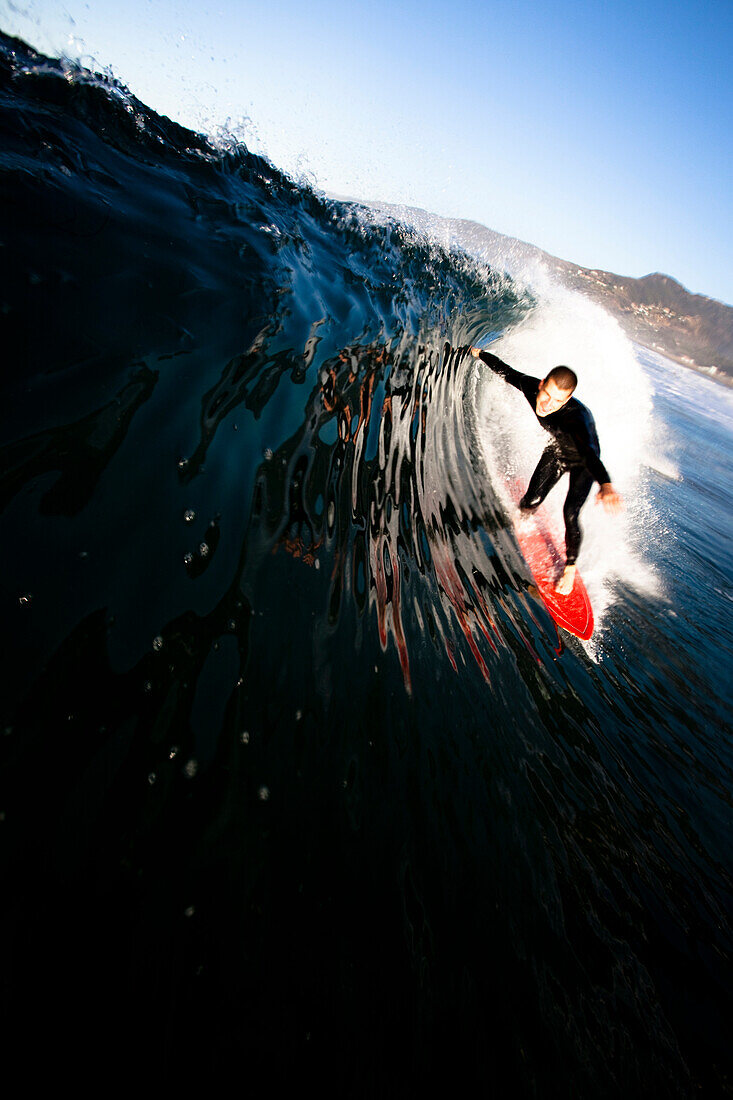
top-left (511, 485), bottom-right (594, 641)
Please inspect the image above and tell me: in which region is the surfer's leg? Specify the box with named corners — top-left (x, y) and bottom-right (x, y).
top-left (520, 448), bottom-right (564, 511)
top-left (555, 468), bottom-right (594, 594)
top-left (562, 467), bottom-right (594, 565)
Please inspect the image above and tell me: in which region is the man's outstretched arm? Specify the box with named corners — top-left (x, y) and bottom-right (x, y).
top-left (469, 346), bottom-right (536, 393)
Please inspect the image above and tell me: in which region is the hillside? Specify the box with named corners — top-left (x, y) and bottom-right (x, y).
top-left (544, 262), bottom-right (733, 383)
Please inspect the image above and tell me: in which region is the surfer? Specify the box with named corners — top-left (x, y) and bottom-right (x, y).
top-left (470, 346), bottom-right (622, 594)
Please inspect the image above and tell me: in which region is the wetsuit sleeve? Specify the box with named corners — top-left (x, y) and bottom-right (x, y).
top-left (478, 350), bottom-right (536, 394)
top-left (573, 427), bottom-right (611, 485)
top-left (585, 449), bottom-right (611, 486)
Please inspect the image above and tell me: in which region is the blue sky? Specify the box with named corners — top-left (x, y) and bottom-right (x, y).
top-left (3, 0), bottom-right (732, 303)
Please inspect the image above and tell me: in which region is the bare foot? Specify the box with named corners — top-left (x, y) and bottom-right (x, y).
top-left (555, 564), bottom-right (576, 595)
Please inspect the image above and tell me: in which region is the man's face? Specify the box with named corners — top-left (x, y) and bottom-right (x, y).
top-left (536, 377), bottom-right (574, 417)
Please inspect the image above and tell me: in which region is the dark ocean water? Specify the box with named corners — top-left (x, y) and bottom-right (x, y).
top-left (1, 33), bottom-right (731, 1095)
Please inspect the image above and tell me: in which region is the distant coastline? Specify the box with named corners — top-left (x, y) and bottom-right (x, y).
top-left (354, 200), bottom-right (733, 387)
top-left (541, 260), bottom-right (733, 388)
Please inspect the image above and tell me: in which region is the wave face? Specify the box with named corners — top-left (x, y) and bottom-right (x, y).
top-left (1, 34), bottom-right (731, 1094)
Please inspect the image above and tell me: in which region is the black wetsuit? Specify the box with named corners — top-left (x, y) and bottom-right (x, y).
top-left (479, 349), bottom-right (611, 565)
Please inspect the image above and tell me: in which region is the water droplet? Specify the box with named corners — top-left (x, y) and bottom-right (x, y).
top-left (144, 680), bottom-right (152, 694)
top-left (228, 620), bottom-right (236, 631)
top-left (184, 759), bottom-right (198, 778)
top-left (314, 559), bottom-right (320, 570)
top-left (18, 594), bottom-right (32, 606)
top-left (199, 542), bottom-right (209, 557)
top-left (148, 772), bottom-right (157, 785)
top-left (184, 553), bottom-right (193, 567)
top-left (169, 745), bottom-right (179, 759)
top-left (184, 509), bottom-right (196, 523)
top-left (178, 457), bottom-right (189, 470)
top-left (153, 635), bottom-right (163, 651)
top-left (258, 786), bottom-right (270, 801)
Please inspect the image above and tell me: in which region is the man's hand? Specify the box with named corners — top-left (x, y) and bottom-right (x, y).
top-left (470, 346), bottom-right (480, 358)
top-left (596, 483), bottom-right (623, 514)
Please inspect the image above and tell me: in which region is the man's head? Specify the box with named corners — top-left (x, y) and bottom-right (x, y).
top-left (536, 365), bottom-right (577, 417)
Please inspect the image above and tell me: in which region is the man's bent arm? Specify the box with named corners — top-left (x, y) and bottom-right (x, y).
top-left (575, 435), bottom-right (611, 487)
